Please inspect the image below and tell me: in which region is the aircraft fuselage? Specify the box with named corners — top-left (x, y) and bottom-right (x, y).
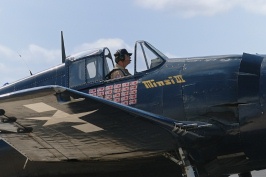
top-left (0, 40), bottom-right (266, 177)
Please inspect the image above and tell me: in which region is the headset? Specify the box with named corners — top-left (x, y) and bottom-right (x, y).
top-left (115, 49), bottom-right (125, 63)
top-left (117, 49), bottom-right (125, 61)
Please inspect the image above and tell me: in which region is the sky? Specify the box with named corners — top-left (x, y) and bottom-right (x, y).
top-left (1, 0), bottom-right (266, 176)
top-left (1, 0), bottom-right (266, 84)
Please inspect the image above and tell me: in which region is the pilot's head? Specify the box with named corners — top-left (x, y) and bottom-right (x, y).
top-left (114, 49), bottom-right (132, 66)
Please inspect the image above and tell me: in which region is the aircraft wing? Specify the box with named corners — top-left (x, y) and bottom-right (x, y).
top-left (0, 86), bottom-right (218, 162)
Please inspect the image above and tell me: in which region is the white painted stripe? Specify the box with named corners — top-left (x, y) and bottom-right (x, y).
top-left (72, 123), bottom-right (103, 133)
top-left (24, 102), bottom-right (56, 113)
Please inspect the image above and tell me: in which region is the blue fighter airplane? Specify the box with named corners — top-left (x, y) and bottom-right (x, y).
top-left (0, 32), bottom-right (264, 177)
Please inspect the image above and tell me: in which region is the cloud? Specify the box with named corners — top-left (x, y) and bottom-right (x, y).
top-left (0, 38), bottom-right (133, 84)
top-left (241, 0), bottom-right (266, 15)
top-left (135, 0), bottom-right (236, 17)
top-left (135, 0), bottom-right (266, 17)
top-left (74, 38), bottom-right (133, 55)
top-left (0, 44), bottom-right (61, 84)
top-left (0, 44), bottom-right (17, 59)
top-left (21, 44), bottom-right (61, 63)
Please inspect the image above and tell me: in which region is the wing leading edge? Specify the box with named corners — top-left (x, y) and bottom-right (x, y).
top-left (0, 85), bottom-right (220, 162)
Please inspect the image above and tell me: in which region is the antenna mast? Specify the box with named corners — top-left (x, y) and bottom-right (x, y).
top-left (61, 31), bottom-right (66, 63)
top-left (17, 51), bottom-right (33, 75)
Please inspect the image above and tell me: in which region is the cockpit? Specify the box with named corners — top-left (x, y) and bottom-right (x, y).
top-left (66, 40), bottom-right (168, 89)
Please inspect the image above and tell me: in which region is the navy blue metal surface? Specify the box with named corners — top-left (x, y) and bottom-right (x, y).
top-left (1, 40), bottom-right (266, 176)
top-left (0, 64), bottom-right (66, 94)
top-left (161, 62), bottom-right (185, 120)
top-left (181, 56), bottom-right (240, 123)
top-left (237, 53), bottom-right (266, 160)
top-left (238, 53), bottom-right (263, 103)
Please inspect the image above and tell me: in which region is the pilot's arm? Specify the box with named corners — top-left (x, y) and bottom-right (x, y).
top-left (110, 70), bottom-right (124, 79)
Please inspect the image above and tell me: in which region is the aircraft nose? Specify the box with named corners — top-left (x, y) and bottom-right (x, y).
top-left (238, 53), bottom-right (263, 103)
top-left (237, 53), bottom-right (266, 160)
top-left (237, 53), bottom-right (263, 124)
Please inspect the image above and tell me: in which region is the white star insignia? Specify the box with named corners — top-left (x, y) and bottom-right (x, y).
top-left (24, 102), bottom-right (103, 133)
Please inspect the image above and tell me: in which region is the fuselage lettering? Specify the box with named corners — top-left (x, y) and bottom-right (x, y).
top-left (142, 75), bottom-right (185, 89)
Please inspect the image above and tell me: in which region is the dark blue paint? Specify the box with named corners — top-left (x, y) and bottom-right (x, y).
top-left (0, 40), bottom-right (266, 176)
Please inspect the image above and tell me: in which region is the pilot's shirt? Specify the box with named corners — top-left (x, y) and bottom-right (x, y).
top-left (110, 64), bottom-right (131, 79)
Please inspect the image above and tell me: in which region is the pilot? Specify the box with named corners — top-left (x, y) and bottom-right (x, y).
top-left (110, 49), bottom-right (132, 79)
